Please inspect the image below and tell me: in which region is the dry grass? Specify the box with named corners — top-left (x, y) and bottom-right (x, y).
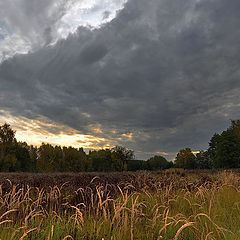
top-left (0, 170), bottom-right (239, 239)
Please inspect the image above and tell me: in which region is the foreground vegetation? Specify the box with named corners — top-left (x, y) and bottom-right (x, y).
top-left (0, 170), bottom-right (240, 239)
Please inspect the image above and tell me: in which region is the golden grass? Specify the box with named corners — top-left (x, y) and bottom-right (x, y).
top-left (0, 170), bottom-right (239, 239)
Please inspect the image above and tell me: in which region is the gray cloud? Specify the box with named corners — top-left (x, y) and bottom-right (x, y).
top-left (1, 0), bottom-right (240, 159)
top-left (0, 0), bottom-right (70, 62)
top-left (0, 0), bottom-right (127, 62)
top-left (0, 0), bottom-right (67, 46)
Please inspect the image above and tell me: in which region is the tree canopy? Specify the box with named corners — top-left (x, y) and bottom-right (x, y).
top-left (0, 120), bottom-right (240, 172)
top-left (175, 148), bottom-right (196, 169)
top-left (208, 121), bottom-right (240, 168)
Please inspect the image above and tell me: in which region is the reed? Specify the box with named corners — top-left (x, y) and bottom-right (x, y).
top-left (0, 170), bottom-right (239, 239)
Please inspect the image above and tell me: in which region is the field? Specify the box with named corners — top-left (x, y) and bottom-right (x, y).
top-left (0, 169), bottom-right (240, 239)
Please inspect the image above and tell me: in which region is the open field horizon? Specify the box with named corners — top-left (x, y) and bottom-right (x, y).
top-left (1, 0), bottom-right (240, 238)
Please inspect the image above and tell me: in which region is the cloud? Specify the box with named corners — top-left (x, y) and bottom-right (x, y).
top-left (0, 0), bottom-right (126, 61)
top-left (1, 0), bottom-right (240, 159)
top-left (0, 0), bottom-right (66, 44)
top-left (0, 110), bottom-right (109, 149)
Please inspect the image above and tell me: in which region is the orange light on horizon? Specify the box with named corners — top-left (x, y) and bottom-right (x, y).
top-left (0, 111), bottom-right (111, 150)
top-left (192, 151), bottom-right (200, 155)
top-left (155, 151), bottom-right (169, 156)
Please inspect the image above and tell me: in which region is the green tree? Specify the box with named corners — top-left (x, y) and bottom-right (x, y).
top-left (89, 149), bottom-right (113, 172)
top-left (37, 143), bottom-right (56, 172)
top-left (78, 147), bottom-right (88, 171)
top-left (175, 148), bottom-right (196, 169)
top-left (127, 160), bottom-right (145, 171)
top-left (53, 146), bottom-right (64, 172)
top-left (62, 146), bottom-right (87, 172)
top-left (0, 123), bottom-right (17, 172)
top-left (0, 123), bottom-right (16, 143)
top-left (229, 120), bottom-right (240, 140)
top-left (208, 130), bottom-right (240, 168)
top-left (29, 145), bottom-right (38, 172)
top-left (195, 150), bottom-right (212, 169)
top-left (15, 142), bottom-right (32, 172)
top-left (111, 146), bottom-right (134, 171)
top-left (147, 155), bottom-right (170, 170)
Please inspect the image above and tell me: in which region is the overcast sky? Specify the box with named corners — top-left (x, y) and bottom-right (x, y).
top-left (0, 0), bottom-right (240, 160)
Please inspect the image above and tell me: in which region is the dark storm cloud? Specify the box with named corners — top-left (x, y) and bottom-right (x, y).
top-left (1, 0), bottom-right (240, 159)
top-left (80, 43), bottom-right (108, 65)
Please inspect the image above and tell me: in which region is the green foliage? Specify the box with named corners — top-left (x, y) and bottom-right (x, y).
top-left (195, 150), bottom-right (212, 169)
top-left (146, 155), bottom-right (170, 170)
top-left (37, 143), bottom-right (55, 172)
top-left (111, 146), bottom-right (134, 171)
top-left (0, 122), bottom-right (137, 172)
top-left (1, 119), bottom-right (240, 172)
top-left (29, 145), bottom-right (38, 172)
top-left (127, 160), bottom-right (145, 171)
top-left (15, 142), bottom-right (33, 172)
top-left (62, 146), bottom-right (87, 172)
top-left (229, 119), bottom-right (240, 140)
top-left (207, 120), bottom-right (240, 169)
top-left (0, 123), bottom-right (16, 144)
top-left (37, 144), bottom-right (88, 172)
top-left (175, 148), bottom-right (196, 169)
top-left (89, 149), bottom-right (113, 172)
top-left (0, 123), bottom-right (17, 172)
top-left (89, 146), bottom-right (134, 172)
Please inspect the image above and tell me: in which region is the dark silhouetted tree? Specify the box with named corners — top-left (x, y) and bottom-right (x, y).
top-left (89, 149), bottom-right (112, 172)
top-left (29, 145), bottom-right (38, 172)
top-left (146, 155), bottom-right (170, 170)
top-left (0, 123), bottom-right (17, 172)
top-left (229, 120), bottom-right (240, 140)
top-left (15, 142), bottom-right (32, 172)
top-left (111, 146), bottom-right (134, 171)
top-left (62, 146), bottom-right (87, 172)
top-left (175, 148), bottom-right (196, 169)
top-left (37, 143), bottom-right (56, 172)
top-left (195, 150), bottom-right (212, 169)
top-left (127, 160), bottom-right (145, 171)
top-left (208, 130), bottom-right (240, 168)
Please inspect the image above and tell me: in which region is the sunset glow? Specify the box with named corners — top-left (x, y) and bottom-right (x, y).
top-left (0, 111), bottom-right (111, 150)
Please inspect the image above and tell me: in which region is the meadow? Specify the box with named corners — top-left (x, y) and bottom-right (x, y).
top-left (0, 169), bottom-right (240, 239)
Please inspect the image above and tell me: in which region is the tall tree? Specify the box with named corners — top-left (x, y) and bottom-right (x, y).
top-left (62, 146), bottom-right (87, 172)
top-left (37, 143), bottom-right (56, 172)
top-left (15, 142), bottom-right (32, 172)
top-left (89, 149), bottom-right (113, 172)
top-left (29, 145), bottom-right (38, 172)
top-left (175, 148), bottom-right (196, 169)
top-left (0, 123), bottom-right (16, 144)
top-left (0, 123), bottom-right (17, 172)
top-left (195, 150), bottom-right (212, 169)
top-left (208, 130), bottom-right (240, 168)
top-left (53, 146), bottom-right (63, 172)
top-left (111, 146), bottom-right (134, 171)
top-left (229, 120), bottom-right (240, 140)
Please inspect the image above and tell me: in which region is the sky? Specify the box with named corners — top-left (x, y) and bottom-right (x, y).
top-left (0, 0), bottom-right (240, 160)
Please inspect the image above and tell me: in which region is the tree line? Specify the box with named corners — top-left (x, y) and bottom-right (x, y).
top-left (0, 120), bottom-right (240, 172)
top-left (174, 120), bottom-right (240, 169)
top-left (0, 123), bottom-right (169, 172)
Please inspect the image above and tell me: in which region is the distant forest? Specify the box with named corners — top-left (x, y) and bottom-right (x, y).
top-left (0, 120), bottom-right (240, 172)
